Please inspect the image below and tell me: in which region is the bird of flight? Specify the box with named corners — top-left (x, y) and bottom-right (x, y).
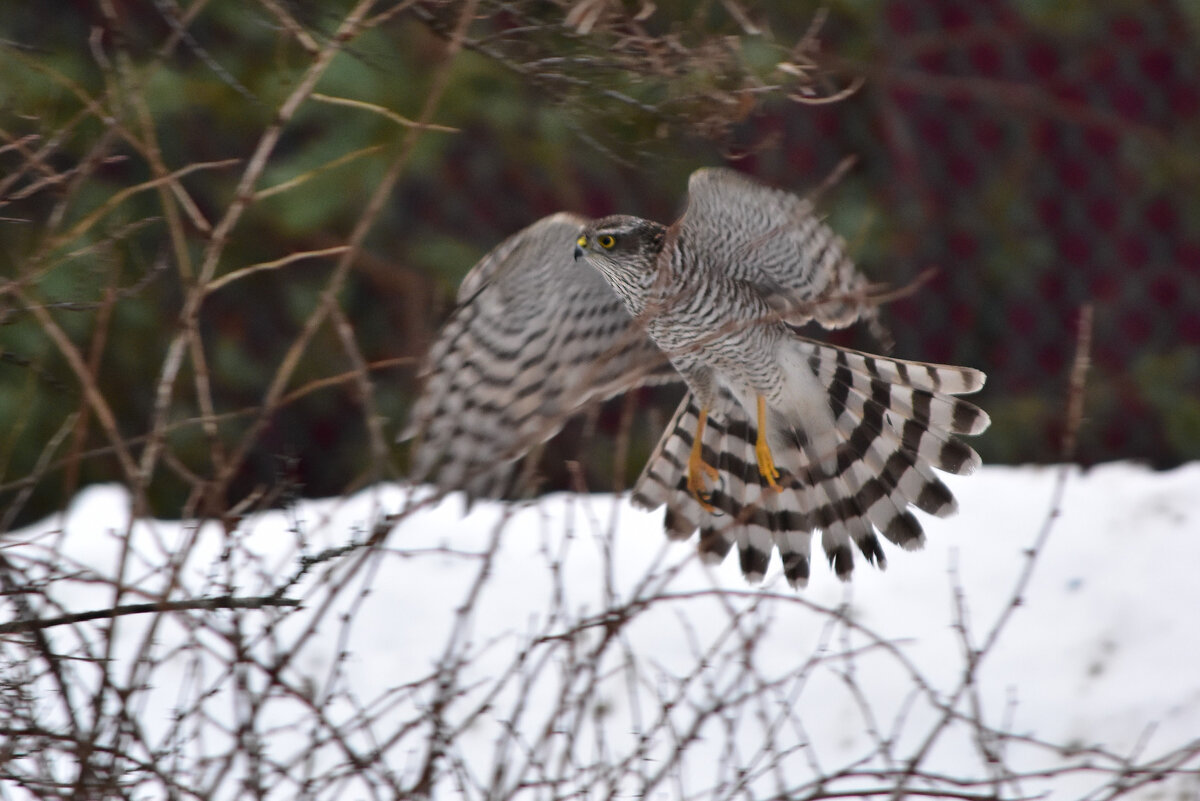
top-left (404, 168), bottom-right (989, 588)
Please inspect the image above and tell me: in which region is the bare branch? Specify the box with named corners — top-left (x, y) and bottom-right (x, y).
top-left (0, 595), bottom-right (301, 634)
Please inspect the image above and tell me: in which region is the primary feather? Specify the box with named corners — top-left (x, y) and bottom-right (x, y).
top-left (404, 213), bottom-right (676, 499)
top-left (407, 168), bottom-right (990, 586)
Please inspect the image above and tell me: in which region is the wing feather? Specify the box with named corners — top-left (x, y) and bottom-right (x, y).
top-left (405, 213), bottom-right (678, 498)
top-left (678, 168), bottom-right (876, 331)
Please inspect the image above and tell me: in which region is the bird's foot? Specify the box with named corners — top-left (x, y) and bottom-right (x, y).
top-left (754, 436), bottom-right (782, 491)
top-left (686, 453), bottom-right (720, 512)
top-left (754, 395), bottom-right (782, 492)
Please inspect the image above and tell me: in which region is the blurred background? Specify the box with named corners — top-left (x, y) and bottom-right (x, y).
top-left (2, 0), bottom-right (1197, 527)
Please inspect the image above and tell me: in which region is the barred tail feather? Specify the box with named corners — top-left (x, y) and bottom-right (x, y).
top-left (820, 343), bottom-right (987, 395)
top-left (632, 391), bottom-right (784, 583)
top-left (632, 338), bottom-right (990, 588)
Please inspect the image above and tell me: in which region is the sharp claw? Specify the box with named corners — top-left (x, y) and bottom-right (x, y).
top-left (755, 395), bottom-right (783, 492)
top-left (687, 405), bottom-right (719, 512)
top-left (755, 438), bottom-right (781, 490)
top-left (687, 460), bottom-right (719, 512)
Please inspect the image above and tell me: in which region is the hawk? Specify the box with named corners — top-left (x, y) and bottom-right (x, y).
top-left (404, 168), bottom-right (989, 587)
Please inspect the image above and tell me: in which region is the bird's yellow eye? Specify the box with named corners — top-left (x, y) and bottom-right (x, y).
top-left (577, 235), bottom-right (587, 248)
top-left (598, 234), bottom-right (616, 249)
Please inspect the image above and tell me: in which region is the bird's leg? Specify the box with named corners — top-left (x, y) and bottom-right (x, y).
top-left (755, 395), bottom-right (781, 491)
top-left (686, 406), bottom-right (720, 510)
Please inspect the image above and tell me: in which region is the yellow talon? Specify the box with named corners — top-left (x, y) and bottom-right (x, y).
top-left (687, 406), bottom-right (720, 511)
top-left (755, 395), bottom-right (781, 491)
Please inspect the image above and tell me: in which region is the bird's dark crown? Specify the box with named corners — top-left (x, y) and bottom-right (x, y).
top-left (581, 215), bottom-right (666, 255)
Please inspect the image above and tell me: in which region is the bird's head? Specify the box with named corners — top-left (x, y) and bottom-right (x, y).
top-left (573, 215), bottom-right (667, 308)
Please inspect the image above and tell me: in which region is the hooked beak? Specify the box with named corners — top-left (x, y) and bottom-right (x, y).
top-left (573, 235), bottom-right (586, 261)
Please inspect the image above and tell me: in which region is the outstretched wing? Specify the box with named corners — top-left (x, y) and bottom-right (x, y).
top-left (404, 212), bottom-right (678, 499)
top-left (677, 168), bottom-right (878, 332)
top-left (633, 168), bottom-right (988, 587)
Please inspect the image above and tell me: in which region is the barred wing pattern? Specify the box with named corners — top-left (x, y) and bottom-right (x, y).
top-left (405, 213), bottom-right (676, 499)
top-left (408, 169), bottom-right (989, 587)
top-left (678, 168), bottom-right (877, 331)
top-left (632, 338), bottom-right (989, 587)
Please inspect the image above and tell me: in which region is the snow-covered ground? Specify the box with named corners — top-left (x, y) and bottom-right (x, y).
top-left (5, 462), bottom-right (1199, 799)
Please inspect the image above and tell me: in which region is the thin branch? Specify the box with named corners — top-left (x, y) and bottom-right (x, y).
top-left (0, 596), bottom-right (301, 635)
top-left (310, 92), bottom-right (459, 132)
